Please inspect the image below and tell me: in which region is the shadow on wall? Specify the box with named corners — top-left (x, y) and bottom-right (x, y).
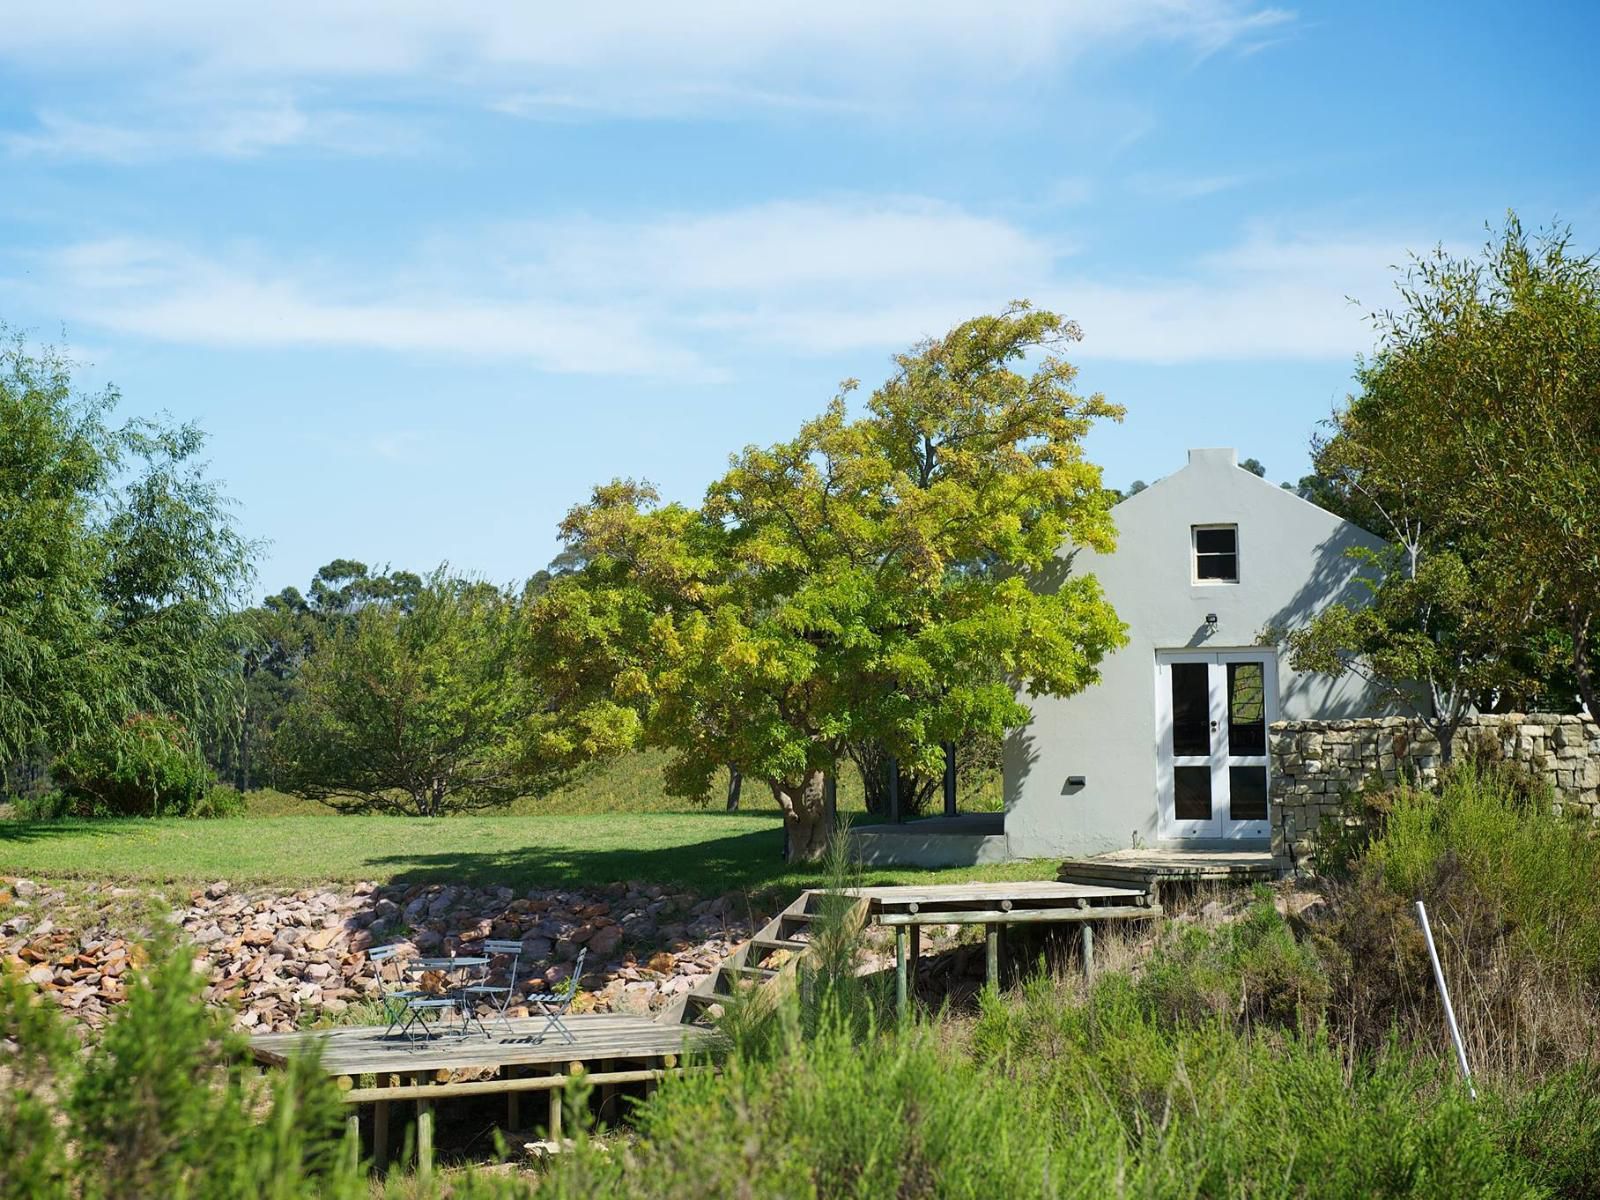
top-left (1258, 529), bottom-right (1396, 720)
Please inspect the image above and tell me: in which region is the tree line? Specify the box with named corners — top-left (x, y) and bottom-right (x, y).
top-left (4, 216), bottom-right (1598, 854)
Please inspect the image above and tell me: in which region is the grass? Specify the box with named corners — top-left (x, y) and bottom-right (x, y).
top-left (0, 809), bottom-right (1051, 896)
top-left (239, 747), bottom-right (1005, 818)
top-left (1, 748), bottom-right (1016, 896)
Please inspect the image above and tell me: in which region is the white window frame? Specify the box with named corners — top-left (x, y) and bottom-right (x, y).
top-left (1191, 523), bottom-right (1239, 585)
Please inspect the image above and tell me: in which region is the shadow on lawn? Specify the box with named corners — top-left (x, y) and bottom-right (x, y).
top-left (0, 820), bottom-right (126, 844)
top-left (370, 824), bottom-right (798, 895)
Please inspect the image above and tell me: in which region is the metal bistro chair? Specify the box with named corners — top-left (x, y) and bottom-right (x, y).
top-left (527, 947), bottom-right (587, 1045)
top-left (367, 945), bottom-right (425, 1039)
top-left (457, 939), bottom-right (524, 1037)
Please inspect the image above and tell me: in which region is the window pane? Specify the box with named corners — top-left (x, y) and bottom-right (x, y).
top-left (1195, 527), bottom-right (1237, 555)
top-left (1196, 552), bottom-right (1238, 581)
top-left (1227, 662), bottom-right (1266, 756)
top-left (1229, 765), bottom-right (1268, 821)
top-left (1170, 662), bottom-right (1211, 757)
top-left (1175, 766), bottom-right (1212, 820)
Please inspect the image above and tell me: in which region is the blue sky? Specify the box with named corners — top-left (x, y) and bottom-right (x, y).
top-left (3, 2), bottom-right (1597, 596)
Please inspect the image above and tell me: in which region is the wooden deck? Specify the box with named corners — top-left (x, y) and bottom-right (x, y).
top-left (250, 1012), bottom-right (718, 1080)
top-left (1059, 849), bottom-right (1281, 895)
top-left (250, 1013), bottom-right (720, 1172)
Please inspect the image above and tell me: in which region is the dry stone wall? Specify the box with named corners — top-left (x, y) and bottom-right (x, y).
top-left (0, 877), bottom-right (758, 1033)
top-left (1270, 713), bottom-right (1600, 873)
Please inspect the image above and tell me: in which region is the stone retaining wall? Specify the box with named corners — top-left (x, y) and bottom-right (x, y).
top-left (1269, 713), bottom-right (1600, 873)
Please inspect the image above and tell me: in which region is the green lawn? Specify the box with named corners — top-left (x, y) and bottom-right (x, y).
top-left (0, 809), bottom-right (1053, 897)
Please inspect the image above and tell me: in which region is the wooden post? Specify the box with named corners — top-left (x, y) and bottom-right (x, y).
top-left (416, 1097), bottom-right (434, 1177)
top-left (506, 1087), bottom-right (520, 1134)
top-left (943, 742), bottom-right (957, 818)
top-left (1081, 923), bottom-right (1095, 979)
top-left (345, 1109), bottom-right (361, 1174)
top-left (908, 923), bottom-right (921, 989)
top-left (985, 924), bottom-right (1000, 987)
top-left (373, 1077), bottom-right (391, 1172)
top-left (895, 926), bottom-right (909, 1016)
top-left (548, 1079), bottom-right (563, 1142)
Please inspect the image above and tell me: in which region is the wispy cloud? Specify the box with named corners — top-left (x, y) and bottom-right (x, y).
top-left (3, 99), bottom-right (428, 163)
top-left (1, 3), bottom-right (1294, 158)
top-left (1125, 170), bottom-right (1252, 200)
top-left (31, 201), bottom-right (1417, 374)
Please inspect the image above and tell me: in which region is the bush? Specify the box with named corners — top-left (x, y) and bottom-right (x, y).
top-left (0, 925), bottom-right (363, 1199)
top-left (1136, 892), bottom-right (1331, 1035)
top-left (52, 712), bottom-right (217, 817)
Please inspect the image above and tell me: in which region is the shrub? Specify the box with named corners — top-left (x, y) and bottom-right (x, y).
top-left (52, 711), bottom-right (216, 817)
top-left (0, 926), bottom-right (362, 1199)
top-left (1135, 893), bottom-right (1330, 1035)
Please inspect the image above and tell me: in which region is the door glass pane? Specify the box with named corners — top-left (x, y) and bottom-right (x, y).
top-left (1174, 766), bottom-right (1213, 820)
top-left (1227, 662), bottom-right (1266, 756)
top-left (1229, 765), bottom-right (1268, 821)
top-left (1170, 662), bottom-right (1211, 757)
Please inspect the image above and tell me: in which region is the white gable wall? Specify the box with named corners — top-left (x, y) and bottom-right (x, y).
top-left (1004, 448), bottom-right (1392, 859)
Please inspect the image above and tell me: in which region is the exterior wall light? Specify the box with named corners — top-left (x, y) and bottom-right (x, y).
top-left (1205, 612), bottom-right (1219, 630)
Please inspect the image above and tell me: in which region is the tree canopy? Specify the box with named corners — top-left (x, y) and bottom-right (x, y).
top-left (0, 333), bottom-right (253, 767)
top-left (1297, 216), bottom-right (1600, 723)
top-left (528, 304), bottom-right (1128, 858)
top-left (272, 571), bottom-right (557, 816)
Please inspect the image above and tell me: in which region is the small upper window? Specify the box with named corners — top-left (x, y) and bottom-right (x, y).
top-left (1193, 525), bottom-right (1238, 582)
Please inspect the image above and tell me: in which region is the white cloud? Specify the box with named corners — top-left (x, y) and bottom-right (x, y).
top-left (34, 202), bottom-right (1415, 374)
top-left (2, 3), bottom-right (1292, 157)
top-left (3, 99), bottom-right (428, 163)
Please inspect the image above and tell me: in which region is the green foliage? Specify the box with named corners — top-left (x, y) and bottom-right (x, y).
top-left (1282, 545), bottom-right (1518, 761)
top-left (531, 304), bottom-right (1127, 859)
top-left (0, 927), bottom-right (361, 1200)
top-left (0, 331), bottom-right (254, 769)
top-left (273, 570), bottom-right (560, 816)
top-left (1365, 764), bottom-right (1600, 976)
top-left (208, 559), bottom-right (428, 791)
top-left (1135, 893), bottom-right (1330, 1035)
top-left (51, 711), bottom-right (216, 818)
top-left (1316, 215), bottom-right (1600, 718)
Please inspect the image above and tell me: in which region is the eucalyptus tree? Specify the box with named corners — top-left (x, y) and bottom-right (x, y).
top-left (529, 305), bottom-right (1128, 860)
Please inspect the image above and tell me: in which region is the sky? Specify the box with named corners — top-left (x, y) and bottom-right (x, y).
top-left (3, 1), bottom-right (1597, 597)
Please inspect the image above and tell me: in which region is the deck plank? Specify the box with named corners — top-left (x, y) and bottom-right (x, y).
top-left (250, 1013), bottom-right (719, 1076)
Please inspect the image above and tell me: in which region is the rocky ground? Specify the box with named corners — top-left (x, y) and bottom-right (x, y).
top-left (0, 875), bottom-right (766, 1033)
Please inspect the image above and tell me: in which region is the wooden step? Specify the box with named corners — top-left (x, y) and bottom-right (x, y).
top-left (686, 991), bottom-right (738, 1008)
top-left (750, 935), bottom-right (807, 952)
top-left (720, 965), bottom-right (778, 981)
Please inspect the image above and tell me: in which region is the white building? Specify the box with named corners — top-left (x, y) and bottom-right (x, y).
top-left (852, 447), bottom-right (1391, 866)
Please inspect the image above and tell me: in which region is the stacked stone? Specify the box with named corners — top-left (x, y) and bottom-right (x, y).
top-left (0, 877), bottom-right (758, 1034)
top-left (1269, 713), bottom-right (1600, 872)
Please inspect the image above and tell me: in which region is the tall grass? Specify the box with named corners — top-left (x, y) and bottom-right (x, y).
top-left (1365, 763), bottom-right (1600, 975)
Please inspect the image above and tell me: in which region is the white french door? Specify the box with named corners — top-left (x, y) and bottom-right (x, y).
top-left (1155, 650), bottom-right (1275, 840)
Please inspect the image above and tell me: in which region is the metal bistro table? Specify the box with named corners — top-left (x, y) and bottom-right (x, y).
top-left (410, 956), bottom-right (491, 1038)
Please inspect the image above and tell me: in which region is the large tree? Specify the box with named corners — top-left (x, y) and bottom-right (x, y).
top-left (1309, 217), bottom-right (1600, 720)
top-left (529, 305), bottom-right (1128, 860)
top-left (272, 571), bottom-right (559, 816)
top-left (0, 332), bottom-right (253, 768)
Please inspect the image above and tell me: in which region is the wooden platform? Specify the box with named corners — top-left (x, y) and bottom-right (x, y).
top-left (1059, 849), bottom-right (1282, 895)
top-left (250, 1013), bottom-right (720, 1172)
top-left (250, 1012), bottom-right (718, 1081)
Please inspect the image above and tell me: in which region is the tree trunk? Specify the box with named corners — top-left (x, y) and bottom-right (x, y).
top-left (770, 771), bottom-right (831, 862)
top-left (725, 766), bottom-right (742, 812)
top-left (1572, 606), bottom-right (1598, 722)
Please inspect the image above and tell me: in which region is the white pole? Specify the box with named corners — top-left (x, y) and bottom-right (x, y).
top-left (1414, 900), bottom-right (1475, 1099)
